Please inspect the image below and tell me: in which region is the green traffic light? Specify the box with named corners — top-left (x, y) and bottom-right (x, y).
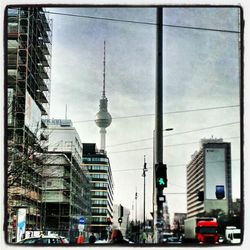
top-left (158, 178), bottom-right (165, 186)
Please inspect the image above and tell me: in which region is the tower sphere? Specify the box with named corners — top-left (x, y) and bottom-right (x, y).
top-left (95, 110), bottom-right (112, 128)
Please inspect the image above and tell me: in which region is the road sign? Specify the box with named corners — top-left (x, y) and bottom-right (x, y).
top-left (78, 224), bottom-right (84, 232)
top-left (79, 216), bottom-right (85, 224)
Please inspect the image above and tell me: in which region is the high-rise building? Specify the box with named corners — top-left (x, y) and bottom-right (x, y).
top-left (42, 119), bottom-right (91, 241)
top-left (81, 143), bottom-right (114, 240)
top-left (6, 7), bottom-right (52, 242)
top-left (186, 138), bottom-right (232, 218)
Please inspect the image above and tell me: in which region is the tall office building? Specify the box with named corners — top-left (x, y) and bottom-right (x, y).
top-left (6, 7), bottom-right (52, 241)
top-left (186, 138), bottom-right (232, 218)
top-left (81, 143), bottom-right (114, 239)
top-left (42, 119), bottom-right (91, 241)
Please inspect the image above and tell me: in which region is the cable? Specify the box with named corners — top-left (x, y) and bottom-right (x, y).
top-left (73, 104), bottom-right (239, 123)
top-left (44, 10), bottom-right (240, 34)
top-left (111, 158), bottom-right (240, 172)
top-left (107, 122), bottom-right (240, 148)
top-left (108, 136), bottom-right (240, 154)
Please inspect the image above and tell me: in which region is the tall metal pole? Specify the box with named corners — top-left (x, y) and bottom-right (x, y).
top-left (155, 7), bottom-right (163, 243)
top-left (135, 191), bottom-right (138, 243)
top-left (142, 156), bottom-right (147, 233)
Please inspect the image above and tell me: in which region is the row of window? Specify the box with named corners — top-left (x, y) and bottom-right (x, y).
top-left (92, 217), bottom-right (107, 223)
top-left (83, 157), bottom-right (108, 163)
top-left (91, 174), bottom-right (107, 179)
top-left (92, 208), bottom-right (107, 214)
top-left (91, 200), bottom-right (107, 205)
top-left (94, 183), bottom-right (107, 188)
top-left (92, 191), bottom-right (107, 196)
top-left (87, 165), bottom-right (108, 171)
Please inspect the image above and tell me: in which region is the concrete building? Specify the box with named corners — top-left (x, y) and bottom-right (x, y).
top-left (112, 204), bottom-right (130, 237)
top-left (81, 143), bottom-right (114, 240)
top-left (6, 7), bottom-right (52, 241)
top-left (42, 119), bottom-right (91, 241)
top-left (172, 213), bottom-right (187, 233)
top-left (186, 138), bottom-right (232, 218)
top-left (163, 203), bottom-right (171, 232)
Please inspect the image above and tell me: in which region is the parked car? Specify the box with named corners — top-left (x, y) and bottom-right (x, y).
top-left (59, 236), bottom-right (70, 244)
top-left (17, 236), bottom-right (64, 244)
top-left (166, 236), bottom-right (182, 244)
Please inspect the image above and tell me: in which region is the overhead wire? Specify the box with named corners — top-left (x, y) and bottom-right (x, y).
top-left (73, 104), bottom-right (239, 123)
top-left (45, 10), bottom-right (240, 34)
top-left (108, 136), bottom-right (240, 154)
top-left (111, 158), bottom-right (240, 172)
top-left (107, 122), bottom-right (240, 149)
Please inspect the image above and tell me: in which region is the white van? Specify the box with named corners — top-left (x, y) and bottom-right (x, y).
top-left (225, 226), bottom-right (241, 244)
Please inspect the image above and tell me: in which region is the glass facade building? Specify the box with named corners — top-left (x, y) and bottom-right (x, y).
top-left (81, 143), bottom-right (114, 239)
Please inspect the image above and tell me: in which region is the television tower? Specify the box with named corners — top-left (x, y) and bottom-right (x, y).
top-left (95, 41), bottom-right (112, 151)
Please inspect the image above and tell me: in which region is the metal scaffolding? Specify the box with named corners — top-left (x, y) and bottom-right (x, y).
top-left (7, 7), bottom-right (52, 239)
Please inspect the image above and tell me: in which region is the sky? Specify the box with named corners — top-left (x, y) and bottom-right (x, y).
top-left (45, 6), bottom-right (242, 222)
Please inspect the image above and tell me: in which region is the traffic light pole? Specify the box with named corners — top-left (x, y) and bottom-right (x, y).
top-left (154, 7), bottom-right (163, 244)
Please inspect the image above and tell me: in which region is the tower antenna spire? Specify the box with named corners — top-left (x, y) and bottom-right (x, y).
top-left (102, 40), bottom-right (106, 98)
top-left (95, 41), bottom-right (112, 152)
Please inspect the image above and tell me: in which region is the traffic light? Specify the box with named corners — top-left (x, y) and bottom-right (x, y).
top-left (156, 163), bottom-right (167, 189)
top-left (215, 185), bottom-right (225, 199)
top-left (118, 217), bottom-right (122, 224)
top-left (197, 191), bottom-right (204, 202)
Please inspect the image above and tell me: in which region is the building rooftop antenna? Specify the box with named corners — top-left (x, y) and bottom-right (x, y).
top-left (102, 40), bottom-right (106, 98)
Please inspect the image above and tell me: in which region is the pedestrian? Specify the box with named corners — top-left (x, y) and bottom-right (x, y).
top-left (89, 233), bottom-right (96, 244)
top-left (110, 229), bottom-right (129, 244)
top-left (142, 231), bottom-right (147, 244)
top-left (77, 232), bottom-right (84, 244)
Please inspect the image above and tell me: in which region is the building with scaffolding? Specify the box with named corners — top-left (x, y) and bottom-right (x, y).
top-left (81, 143), bottom-right (114, 240)
top-left (42, 119), bottom-right (92, 242)
top-left (6, 7), bottom-right (52, 242)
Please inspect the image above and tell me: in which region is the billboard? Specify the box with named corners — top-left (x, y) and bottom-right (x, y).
top-left (204, 148), bottom-right (226, 199)
top-left (16, 208), bottom-right (27, 242)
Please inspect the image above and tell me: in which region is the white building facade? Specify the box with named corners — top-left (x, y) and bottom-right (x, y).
top-left (186, 138), bottom-right (232, 218)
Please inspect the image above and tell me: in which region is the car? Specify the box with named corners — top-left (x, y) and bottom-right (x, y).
top-left (17, 236), bottom-right (64, 244)
top-left (166, 236), bottom-right (182, 244)
top-left (95, 239), bottom-right (109, 244)
top-left (59, 236), bottom-right (70, 244)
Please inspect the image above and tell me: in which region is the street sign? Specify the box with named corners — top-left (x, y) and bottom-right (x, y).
top-left (78, 224), bottom-right (84, 232)
top-left (79, 216), bottom-right (85, 225)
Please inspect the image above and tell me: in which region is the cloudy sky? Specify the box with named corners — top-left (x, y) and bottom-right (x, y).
top-left (45, 6), bottom-right (241, 221)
